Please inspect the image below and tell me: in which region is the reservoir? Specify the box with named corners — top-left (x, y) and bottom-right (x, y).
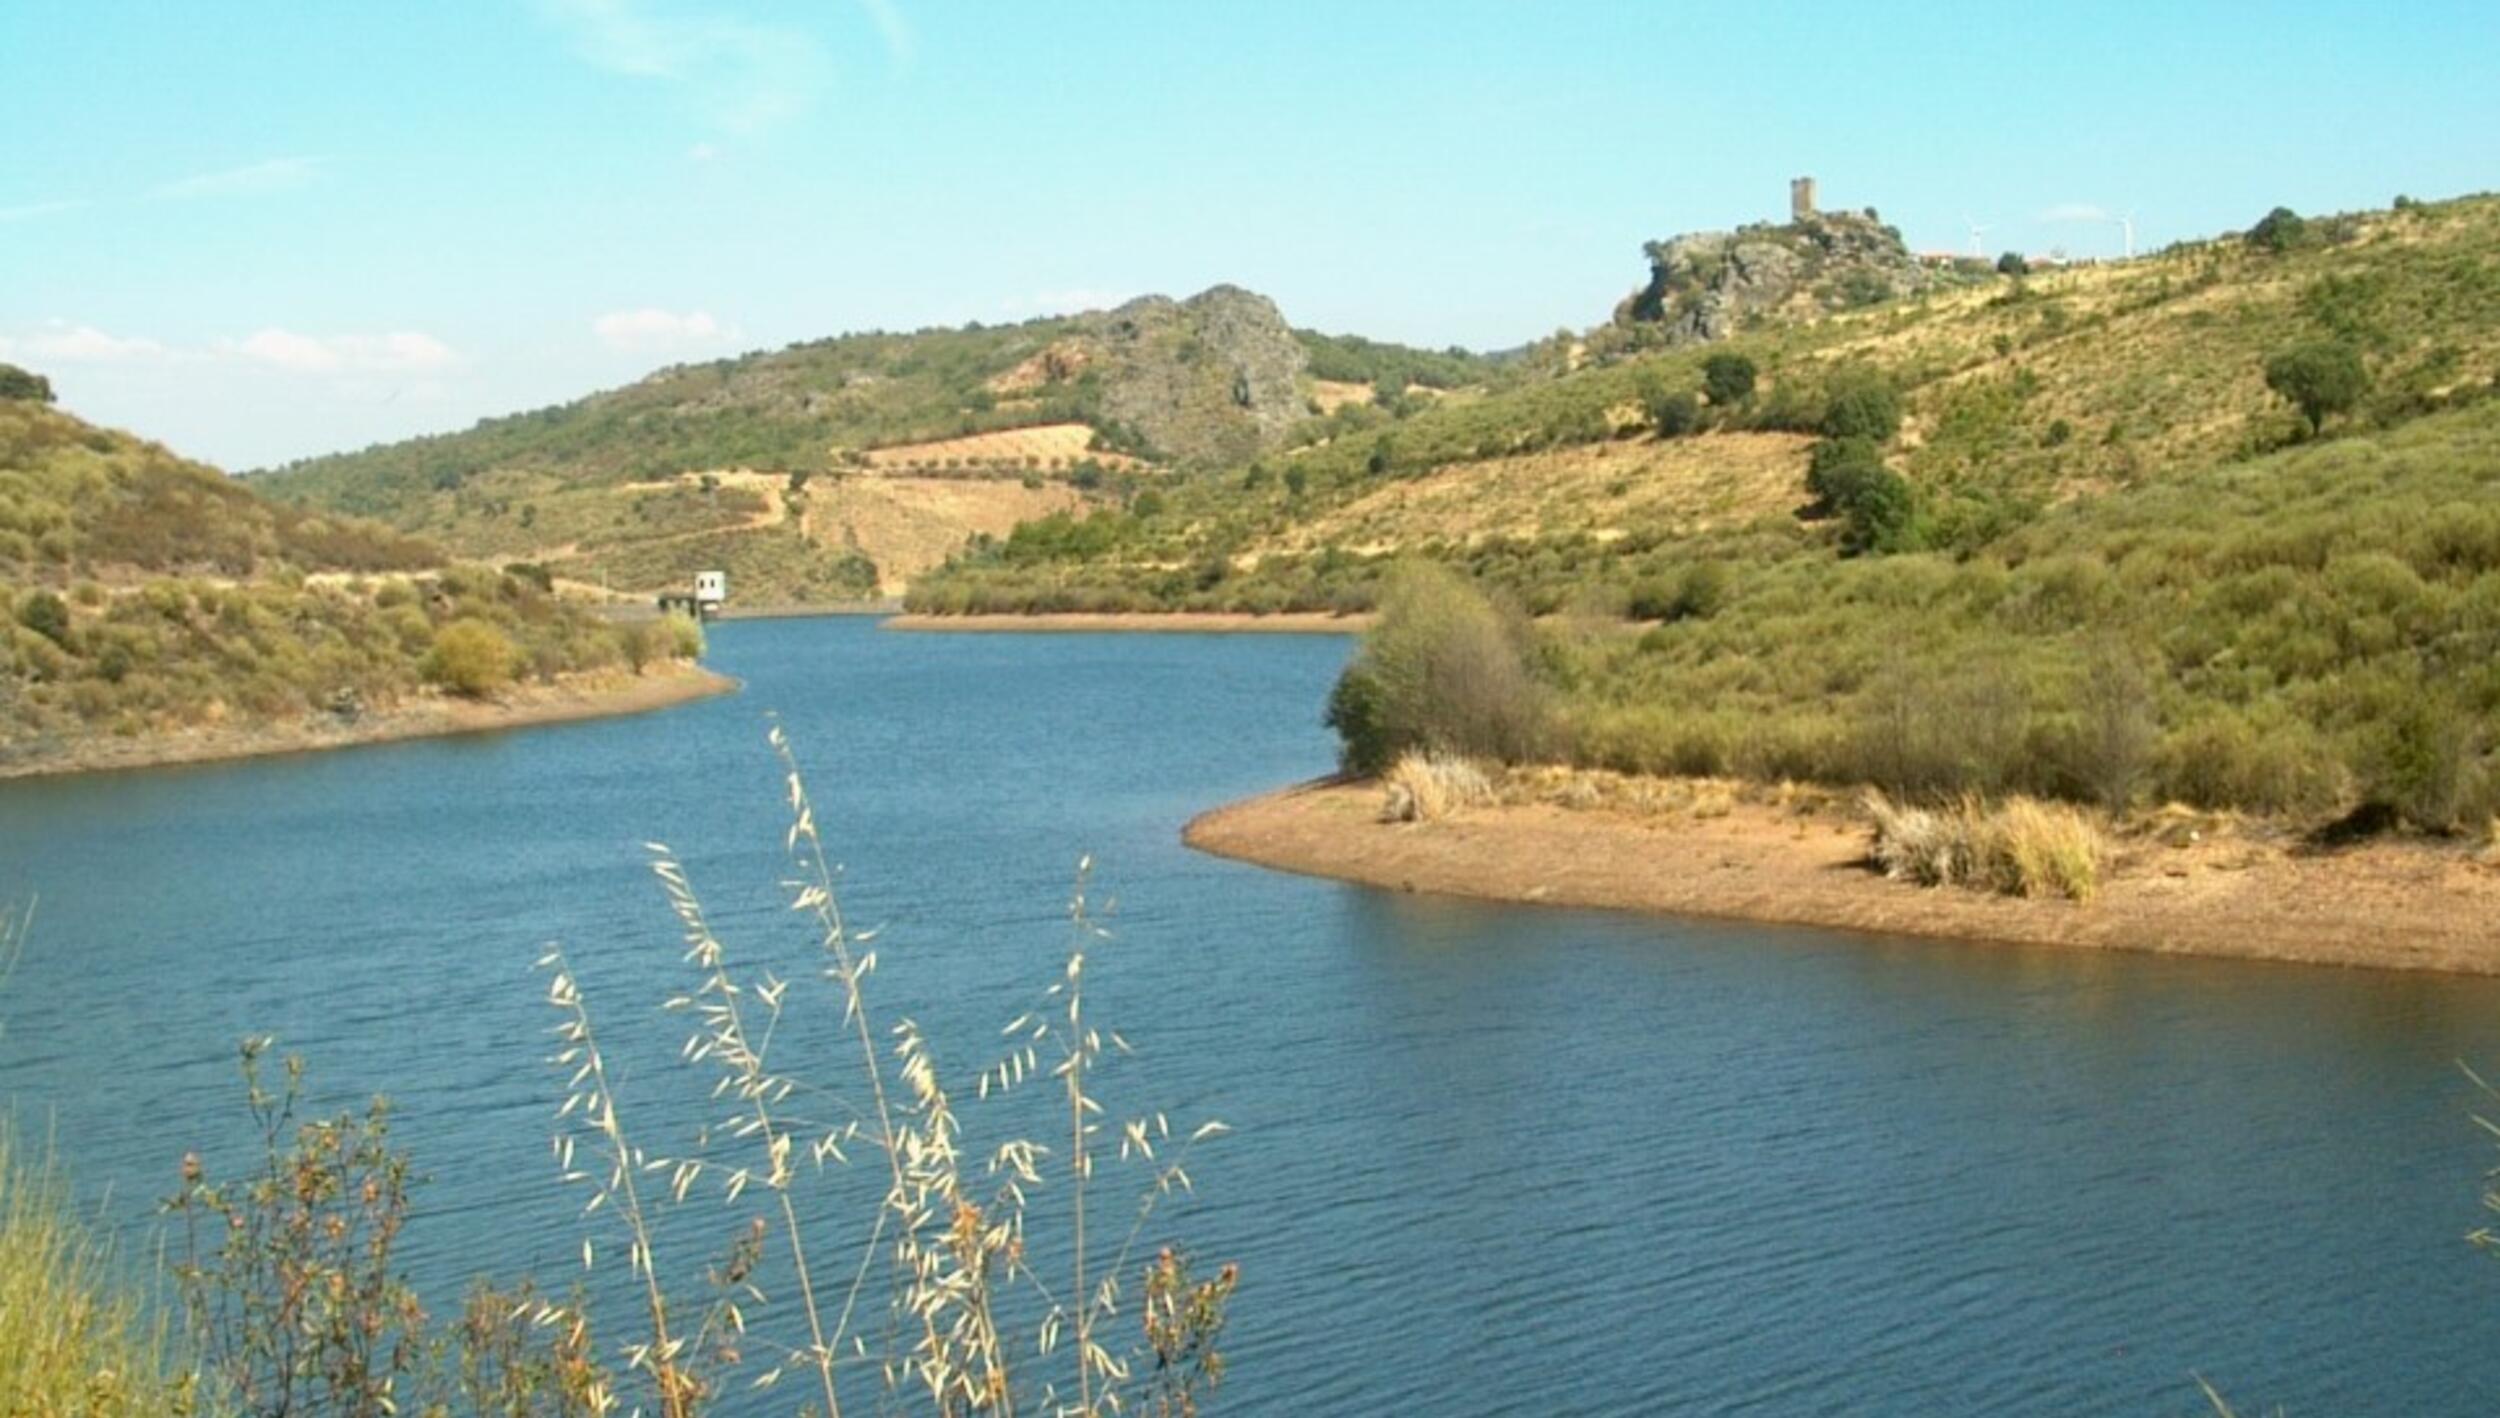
top-left (3, 616), bottom-right (2498, 1413)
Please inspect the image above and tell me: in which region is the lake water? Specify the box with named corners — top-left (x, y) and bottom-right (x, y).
top-left (5, 616), bottom-right (2500, 1414)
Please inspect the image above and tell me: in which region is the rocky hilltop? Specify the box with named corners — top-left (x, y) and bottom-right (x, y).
top-left (1085, 285), bottom-right (1308, 466)
top-left (1615, 208), bottom-right (1944, 341)
top-left (248, 283), bottom-right (1350, 602)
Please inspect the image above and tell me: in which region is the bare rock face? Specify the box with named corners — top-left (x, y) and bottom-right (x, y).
top-left (1081, 285), bottom-right (1309, 465)
top-left (1616, 210), bottom-right (1935, 342)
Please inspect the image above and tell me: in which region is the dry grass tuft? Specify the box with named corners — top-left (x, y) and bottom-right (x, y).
top-left (0, 1132), bottom-right (197, 1416)
top-left (1863, 791), bottom-right (2105, 902)
top-left (1380, 750), bottom-right (1495, 822)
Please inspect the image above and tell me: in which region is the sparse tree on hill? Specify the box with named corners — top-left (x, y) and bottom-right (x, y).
top-left (0, 363), bottom-right (54, 403)
top-left (2246, 206), bottom-right (2310, 254)
top-left (1701, 352), bottom-right (1757, 408)
top-left (1996, 251), bottom-right (2029, 277)
top-left (1641, 373), bottom-right (1701, 437)
top-left (2264, 340), bottom-right (2370, 436)
top-left (1819, 366), bottom-right (1904, 444)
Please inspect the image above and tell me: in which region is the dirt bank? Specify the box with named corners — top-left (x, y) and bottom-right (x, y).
top-left (0, 664), bottom-right (738, 782)
top-left (1184, 779), bottom-right (2500, 975)
top-left (884, 611), bottom-right (1371, 634)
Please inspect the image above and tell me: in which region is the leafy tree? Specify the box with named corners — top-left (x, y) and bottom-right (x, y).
top-left (2264, 341), bottom-right (2370, 435)
top-left (1700, 353), bottom-right (1757, 408)
top-left (1802, 437), bottom-right (1919, 554)
top-left (2246, 206), bottom-right (2310, 254)
top-left (1996, 251), bottom-right (2029, 277)
top-left (1837, 467), bottom-right (1920, 556)
top-left (1804, 436), bottom-right (1885, 508)
top-left (0, 363), bottom-right (53, 403)
top-left (1819, 367), bottom-right (1903, 443)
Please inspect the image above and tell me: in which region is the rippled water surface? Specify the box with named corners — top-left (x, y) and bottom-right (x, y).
top-left (6, 617), bottom-right (2500, 1413)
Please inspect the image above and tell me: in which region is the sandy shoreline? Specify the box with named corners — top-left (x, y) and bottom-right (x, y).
top-left (1184, 779), bottom-right (2500, 975)
top-left (884, 611), bottom-right (1372, 634)
top-left (0, 664), bottom-right (738, 782)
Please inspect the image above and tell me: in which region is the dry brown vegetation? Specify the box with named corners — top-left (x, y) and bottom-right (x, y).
top-left (861, 423), bottom-right (1142, 474)
top-left (1266, 431), bottom-right (1813, 557)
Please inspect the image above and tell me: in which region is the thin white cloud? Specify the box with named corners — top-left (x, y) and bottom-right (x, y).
top-left (593, 307), bottom-right (734, 350)
top-left (154, 156), bottom-right (322, 201)
top-left (0, 320), bottom-right (170, 364)
top-left (0, 199), bottom-right (82, 224)
top-left (998, 288), bottom-right (1123, 318)
top-left (856, 0), bottom-right (913, 65)
top-left (542, 0), bottom-right (832, 133)
top-left (231, 329), bottom-right (460, 374)
top-left (2040, 202), bottom-right (2111, 224)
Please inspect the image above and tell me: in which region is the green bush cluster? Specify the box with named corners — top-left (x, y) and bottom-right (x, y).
top-left (1326, 562), bottom-right (1549, 775)
top-left (2, 399), bottom-right (435, 579)
top-left (0, 563), bottom-right (698, 757)
top-left (1547, 397), bottom-right (2500, 828)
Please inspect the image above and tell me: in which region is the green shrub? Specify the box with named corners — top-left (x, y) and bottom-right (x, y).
top-left (2264, 341), bottom-right (2371, 436)
top-left (422, 617), bottom-right (518, 698)
top-left (0, 363), bottom-right (53, 403)
top-left (1641, 378), bottom-right (1701, 437)
top-left (1325, 561), bottom-right (1549, 775)
top-left (1628, 562), bottom-right (1730, 622)
top-left (2364, 692), bottom-right (2487, 832)
top-left (2155, 709), bottom-right (2349, 817)
top-left (1850, 662), bottom-right (2032, 797)
top-left (2246, 205), bottom-right (2311, 253)
top-left (1820, 366), bottom-right (1904, 443)
top-left (1701, 353), bottom-right (1757, 408)
top-left (15, 590), bottom-right (71, 647)
top-left (659, 611), bottom-right (706, 660)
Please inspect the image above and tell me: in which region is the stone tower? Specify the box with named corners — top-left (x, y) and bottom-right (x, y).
top-left (1790, 176), bottom-right (1817, 222)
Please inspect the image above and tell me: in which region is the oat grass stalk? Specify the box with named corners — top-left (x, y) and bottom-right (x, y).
top-left (540, 949), bottom-right (696, 1417)
top-left (535, 724), bottom-right (1234, 1416)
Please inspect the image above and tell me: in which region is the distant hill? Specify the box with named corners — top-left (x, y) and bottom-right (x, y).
top-left (912, 192), bottom-right (2500, 615)
top-left (0, 381), bottom-right (690, 768)
top-left (1, 381), bottom-right (437, 584)
top-left (907, 191), bottom-right (2500, 826)
top-left (251, 287), bottom-right (1509, 603)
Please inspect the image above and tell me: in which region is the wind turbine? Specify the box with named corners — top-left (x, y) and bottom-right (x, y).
top-left (1963, 214), bottom-right (1990, 258)
top-left (2112, 210), bottom-right (2137, 260)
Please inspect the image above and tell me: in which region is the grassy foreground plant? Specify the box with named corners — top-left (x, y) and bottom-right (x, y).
top-left (535, 721), bottom-right (1237, 1415)
top-left (0, 1133), bottom-right (199, 1416)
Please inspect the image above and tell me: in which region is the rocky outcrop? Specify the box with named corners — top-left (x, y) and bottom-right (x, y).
top-left (1616, 210), bottom-right (1938, 342)
top-left (1080, 285), bottom-right (1310, 465)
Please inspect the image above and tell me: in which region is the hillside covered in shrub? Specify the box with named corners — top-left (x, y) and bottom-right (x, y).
top-left (912, 194), bottom-right (2500, 617)
top-left (249, 288), bottom-right (1504, 603)
top-left (920, 192), bottom-right (2500, 831)
top-left (0, 381), bottom-right (699, 770)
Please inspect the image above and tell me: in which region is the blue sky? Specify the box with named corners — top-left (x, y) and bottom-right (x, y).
top-left (2, 0), bottom-right (2493, 469)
